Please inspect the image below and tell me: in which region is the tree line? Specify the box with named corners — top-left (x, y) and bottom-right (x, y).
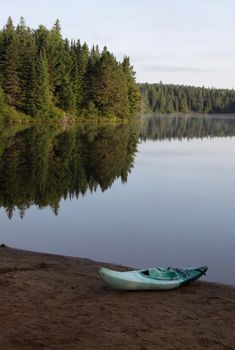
top-left (140, 83), bottom-right (235, 114)
top-left (0, 17), bottom-right (141, 120)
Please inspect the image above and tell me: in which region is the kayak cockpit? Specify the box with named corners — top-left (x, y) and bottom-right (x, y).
top-left (140, 268), bottom-right (183, 280)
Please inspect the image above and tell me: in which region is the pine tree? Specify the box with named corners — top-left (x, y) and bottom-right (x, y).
top-left (122, 56), bottom-right (141, 115)
top-left (76, 42), bottom-right (89, 109)
top-left (88, 49), bottom-right (129, 117)
top-left (3, 34), bottom-right (22, 108)
top-left (47, 20), bottom-right (68, 107)
top-left (0, 18), bottom-right (142, 119)
top-left (17, 17), bottom-right (36, 111)
top-left (28, 50), bottom-right (52, 118)
top-left (0, 85), bottom-right (6, 114)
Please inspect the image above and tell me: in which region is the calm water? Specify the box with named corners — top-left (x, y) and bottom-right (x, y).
top-left (1, 115), bottom-right (235, 285)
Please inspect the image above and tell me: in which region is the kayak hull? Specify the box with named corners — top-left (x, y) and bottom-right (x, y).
top-left (99, 266), bottom-right (207, 291)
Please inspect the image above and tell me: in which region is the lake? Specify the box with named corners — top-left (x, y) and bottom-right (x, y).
top-left (1, 115), bottom-right (235, 285)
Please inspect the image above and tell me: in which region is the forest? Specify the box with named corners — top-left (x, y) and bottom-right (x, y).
top-left (140, 83), bottom-right (235, 114)
top-left (0, 17), bottom-right (141, 121)
top-left (1, 18), bottom-right (235, 122)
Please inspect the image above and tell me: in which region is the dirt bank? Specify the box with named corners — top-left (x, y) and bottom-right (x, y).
top-left (0, 247), bottom-right (234, 349)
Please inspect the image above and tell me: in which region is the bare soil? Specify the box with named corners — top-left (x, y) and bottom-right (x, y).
top-left (0, 247), bottom-right (234, 350)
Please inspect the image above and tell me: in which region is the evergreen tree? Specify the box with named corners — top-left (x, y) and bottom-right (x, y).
top-left (3, 37), bottom-right (22, 108)
top-left (0, 17), bottom-right (15, 79)
top-left (88, 48), bottom-right (129, 117)
top-left (122, 56), bottom-right (141, 115)
top-left (76, 42), bottom-right (89, 109)
top-left (0, 18), bottom-right (141, 120)
top-left (139, 83), bottom-right (235, 114)
top-left (0, 85), bottom-right (6, 114)
top-left (28, 49), bottom-right (52, 118)
top-left (17, 17), bottom-right (35, 111)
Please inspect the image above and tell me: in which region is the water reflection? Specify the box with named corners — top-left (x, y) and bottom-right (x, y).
top-left (0, 123), bottom-right (138, 218)
top-left (1, 115), bottom-right (235, 218)
top-left (1, 115), bottom-right (235, 284)
top-left (139, 114), bottom-right (235, 140)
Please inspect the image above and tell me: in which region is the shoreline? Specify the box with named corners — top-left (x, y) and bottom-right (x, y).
top-left (6, 245), bottom-right (234, 288)
top-left (0, 246), bottom-right (234, 349)
top-left (1, 111), bottom-right (235, 127)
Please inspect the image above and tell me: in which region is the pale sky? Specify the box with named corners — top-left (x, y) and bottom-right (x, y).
top-left (1, 0), bottom-right (235, 88)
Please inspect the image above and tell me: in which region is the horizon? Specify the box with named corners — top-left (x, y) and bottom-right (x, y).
top-left (1, 0), bottom-right (235, 89)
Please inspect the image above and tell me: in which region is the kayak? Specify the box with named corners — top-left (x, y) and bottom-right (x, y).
top-left (99, 266), bottom-right (208, 291)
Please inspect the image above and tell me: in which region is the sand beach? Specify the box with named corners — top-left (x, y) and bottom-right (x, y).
top-left (0, 246), bottom-right (234, 350)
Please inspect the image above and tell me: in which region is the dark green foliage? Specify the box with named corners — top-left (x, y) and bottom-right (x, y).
top-left (140, 83), bottom-right (235, 114)
top-left (16, 17), bottom-right (35, 109)
top-left (0, 85), bottom-right (6, 114)
top-left (86, 49), bottom-right (130, 118)
top-left (3, 35), bottom-right (22, 108)
top-left (139, 83), bottom-right (235, 113)
top-left (0, 78), bottom-right (27, 122)
top-left (0, 18), bottom-right (140, 120)
top-left (27, 50), bottom-right (53, 118)
top-left (122, 57), bottom-right (141, 115)
top-left (74, 42), bottom-right (90, 110)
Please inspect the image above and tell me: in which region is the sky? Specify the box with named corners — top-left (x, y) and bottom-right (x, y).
top-left (1, 0), bottom-right (235, 88)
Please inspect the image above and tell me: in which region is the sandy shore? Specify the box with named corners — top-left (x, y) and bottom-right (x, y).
top-left (0, 246), bottom-right (234, 350)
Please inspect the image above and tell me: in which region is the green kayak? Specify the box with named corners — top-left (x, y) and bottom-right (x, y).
top-left (99, 266), bottom-right (208, 291)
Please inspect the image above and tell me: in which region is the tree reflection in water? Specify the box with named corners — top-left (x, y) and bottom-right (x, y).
top-left (1, 115), bottom-right (235, 218)
top-left (0, 122), bottom-right (138, 218)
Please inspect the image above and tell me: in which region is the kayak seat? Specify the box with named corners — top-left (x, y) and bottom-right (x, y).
top-left (141, 268), bottom-right (178, 280)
